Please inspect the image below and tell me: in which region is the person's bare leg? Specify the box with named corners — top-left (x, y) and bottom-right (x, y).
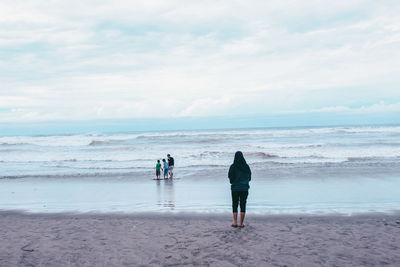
top-left (232, 212), bottom-right (238, 227)
top-left (239, 212), bottom-right (245, 227)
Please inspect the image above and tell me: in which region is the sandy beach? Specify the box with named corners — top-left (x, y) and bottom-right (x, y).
top-left (1, 211), bottom-right (399, 266)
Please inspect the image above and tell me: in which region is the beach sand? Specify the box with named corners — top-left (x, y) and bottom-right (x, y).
top-left (1, 211), bottom-right (399, 266)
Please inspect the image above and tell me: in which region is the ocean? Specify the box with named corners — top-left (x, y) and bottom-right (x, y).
top-left (1, 125), bottom-right (400, 214)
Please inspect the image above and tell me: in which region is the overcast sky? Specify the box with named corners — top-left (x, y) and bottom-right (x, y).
top-left (1, 0), bottom-right (400, 124)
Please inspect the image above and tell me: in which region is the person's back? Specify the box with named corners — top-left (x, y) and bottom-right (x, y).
top-left (228, 165), bottom-right (251, 191)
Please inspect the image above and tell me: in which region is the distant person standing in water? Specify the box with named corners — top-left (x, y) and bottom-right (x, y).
top-left (228, 151), bottom-right (251, 228)
top-left (155, 160), bottom-right (161, 180)
top-left (162, 159), bottom-right (168, 179)
top-left (167, 154), bottom-right (174, 179)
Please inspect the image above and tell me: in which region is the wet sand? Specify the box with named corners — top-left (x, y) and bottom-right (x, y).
top-left (2, 176), bottom-right (400, 214)
top-left (1, 211), bottom-right (399, 266)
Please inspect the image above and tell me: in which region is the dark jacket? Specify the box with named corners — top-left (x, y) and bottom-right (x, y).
top-left (168, 157), bottom-right (174, 166)
top-left (228, 165), bottom-right (251, 191)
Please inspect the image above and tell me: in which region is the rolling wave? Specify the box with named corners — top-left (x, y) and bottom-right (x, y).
top-left (0, 142), bottom-right (31, 146)
top-left (88, 140), bottom-right (127, 146)
top-left (246, 152), bottom-right (279, 158)
top-left (346, 157), bottom-right (379, 162)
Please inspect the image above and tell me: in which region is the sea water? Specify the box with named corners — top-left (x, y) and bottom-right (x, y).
top-left (1, 125), bottom-right (400, 214)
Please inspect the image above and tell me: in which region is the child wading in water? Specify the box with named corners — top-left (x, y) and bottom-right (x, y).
top-left (162, 159), bottom-right (169, 179)
top-left (155, 160), bottom-right (161, 180)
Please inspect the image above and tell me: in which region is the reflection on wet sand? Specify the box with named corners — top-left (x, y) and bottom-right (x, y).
top-left (156, 179), bottom-right (175, 210)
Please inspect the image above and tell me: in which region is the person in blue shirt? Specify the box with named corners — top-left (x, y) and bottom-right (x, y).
top-left (162, 159), bottom-right (169, 179)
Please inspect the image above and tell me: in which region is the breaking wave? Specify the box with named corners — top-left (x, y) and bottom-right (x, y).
top-left (246, 152), bottom-right (279, 158)
top-left (88, 140), bottom-right (126, 146)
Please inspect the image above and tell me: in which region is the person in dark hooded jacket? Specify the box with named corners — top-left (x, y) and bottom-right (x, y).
top-left (228, 151), bottom-right (251, 227)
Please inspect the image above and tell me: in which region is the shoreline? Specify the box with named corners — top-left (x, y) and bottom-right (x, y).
top-left (2, 208), bottom-right (400, 217)
top-left (1, 211), bottom-right (399, 266)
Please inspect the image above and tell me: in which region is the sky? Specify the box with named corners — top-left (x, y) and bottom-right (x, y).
top-left (1, 0), bottom-right (400, 131)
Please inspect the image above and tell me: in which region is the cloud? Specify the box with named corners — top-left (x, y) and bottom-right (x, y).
top-left (297, 101), bottom-right (400, 114)
top-left (177, 96), bottom-right (235, 117)
top-left (0, 0), bottom-right (400, 122)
